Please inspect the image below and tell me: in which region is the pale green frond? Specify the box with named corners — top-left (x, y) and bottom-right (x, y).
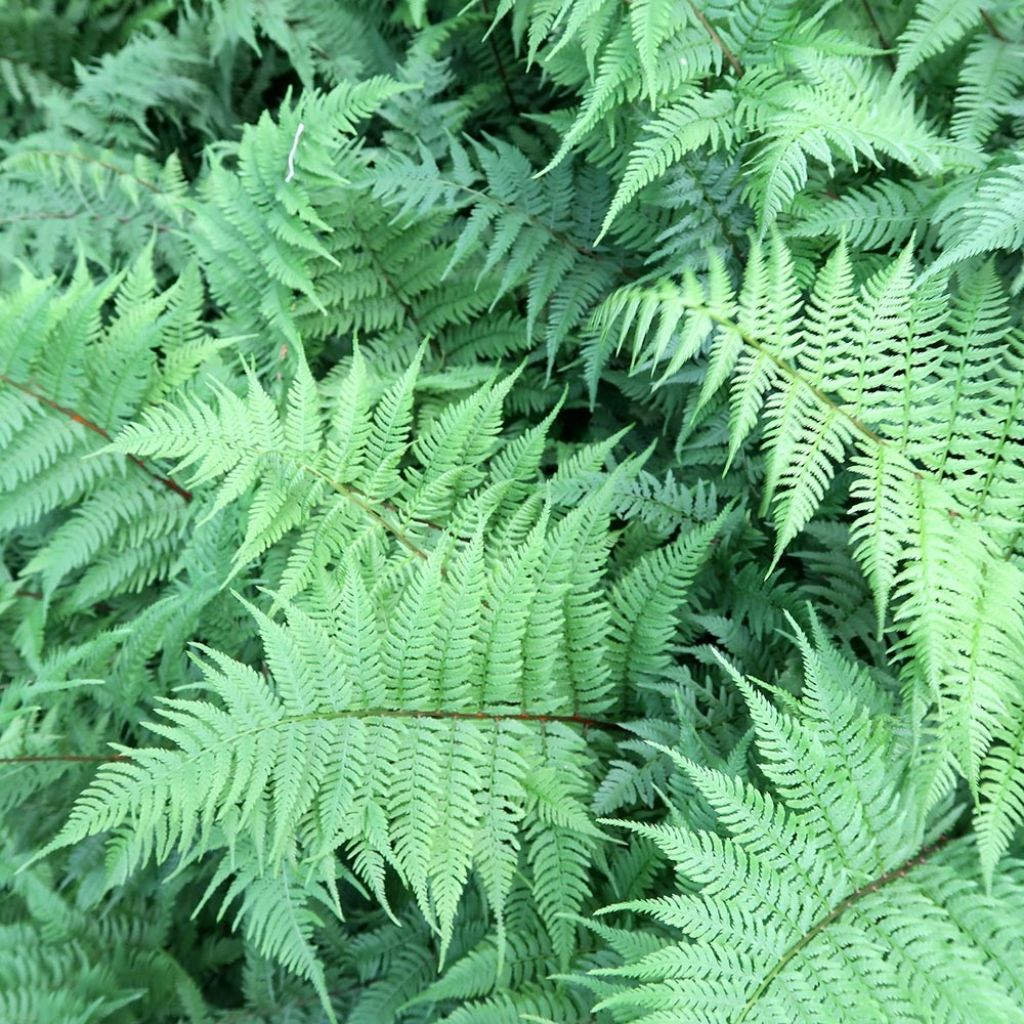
top-left (930, 154), bottom-right (1024, 276)
top-left (895, 0), bottom-right (986, 81)
top-left (952, 35), bottom-right (1024, 146)
top-left (592, 628), bottom-right (1024, 1024)
top-left (5, 3), bottom-right (1024, 1018)
top-left (608, 511), bottom-right (731, 685)
top-left (598, 90), bottom-right (736, 242)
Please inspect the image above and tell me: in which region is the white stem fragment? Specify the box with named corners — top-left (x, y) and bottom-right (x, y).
top-left (285, 122), bottom-right (305, 183)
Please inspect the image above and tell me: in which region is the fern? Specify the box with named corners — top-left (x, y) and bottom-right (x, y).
top-left (951, 34), bottom-right (1024, 146)
top-left (931, 151), bottom-right (1024, 276)
top-left (589, 627), bottom-right (1024, 1024)
top-left (602, 238), bottom-right (1024, 869)
top-left (2, 1), bottom-right (1023, 1018)
top-left (31, 353), bottom-right (725, 987)
top-left (190, 76), bottom-right (415, 348)
top-left (790, 178), bottom-right (935, 251)
top-left (598, 90), bottom-right (737, 242)
top-left (737, 58), bottom-right (961, 228)
top-left (0, 255), bottom-right (200, 619)
top-left (372, 136), bottom-right (628, 369)
top-left (0, 849), bottom-right (206, 1024)
top-left (894, 0), bottom-right (987, 82)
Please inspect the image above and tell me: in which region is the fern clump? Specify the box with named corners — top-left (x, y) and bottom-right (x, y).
top-left (1, 1), bottom-right (1022, 1021)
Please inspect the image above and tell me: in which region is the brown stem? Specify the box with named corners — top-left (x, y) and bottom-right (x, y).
top-left (480, 0), bottom-right (521, 116)
top-left (689, 2), bottom-right (743, 77)
top-left (302, 463), bottom-right (432, 563)
top-left (1, 710), bottom-right (628, 768)
top-left (0, 374), bottom-right (192, 502)
top-left (859, 0), bottom-right (897, 69)
top-left (0, 754), bottom-right (128, 764)
top-left (695, 307), bottom-right (901, 456)
top-left (980, 8), bottom-right (1007, 41)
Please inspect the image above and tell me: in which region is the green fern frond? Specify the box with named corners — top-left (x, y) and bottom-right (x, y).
top-left (724, 0), bottom-right (805, 58)
top-left (4, 3), bottom-right (1024, 1018)
top-left (0, 854), bottom-right (207, 1024)
top-left (591, 628), bottom-right (1024, 1024)
top-left (373, 136), bottom-right (625, 368)
top-left (608, 511), bottom-right (732, 686)
top-left (0, 259), bottom-right (198, 619)
top-left (598, 90), bottom-right (736, 242)
top-left (894, 0), bottom-right (986, 82)
top-left (951, 34), bottom-right (1024, 146)
top-left (37, 355), bottom-right (726, 968)
top-left (737, 60), bottom-right (955, 228)
top-left (191, 76), bottom-right (412, 346)
top-left (34, 581), bottom-right (596, 953)
top-left (930, 153), bottom-right (1024, 276)
top-left (201, 849), bottom-right (337, 1021)
top-left (790, 179), bottom-right (934, 251)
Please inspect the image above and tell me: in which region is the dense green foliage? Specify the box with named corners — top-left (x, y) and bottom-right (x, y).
top-left (2, 1), bottom-right (1024, 1020)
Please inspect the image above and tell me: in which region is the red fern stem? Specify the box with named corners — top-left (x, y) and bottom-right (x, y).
top-left (0, 374), bottom-right (192, 502)
top-left (0, 709), bottom-right (629, 765)
top-left (0, 754), bottom-right (129, 763)
top-left (347, 708), bottom-right (629, 732)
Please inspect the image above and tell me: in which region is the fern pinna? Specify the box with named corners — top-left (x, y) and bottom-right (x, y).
top-left (1, 1), bottom-right (1023, 1022)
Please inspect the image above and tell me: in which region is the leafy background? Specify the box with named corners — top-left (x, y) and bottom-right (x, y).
top-left (1, 1), bottom-right (1023, 1021)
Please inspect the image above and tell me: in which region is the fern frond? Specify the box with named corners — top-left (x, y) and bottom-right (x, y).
top-left (737, 59), bottom-right (955, 228)
top-left (930, 153), bottom-right (1024, 276)
top-left (39, 354), bottom-right (726, 966)
top-left (5, 3), bottom-right (1024, 1018)
top-left (608, 511), bottom-right (732, 686)
top-left (191, 76), bottom-right (412, 346)
top-left (894, 0), bottom-right (986, 82)
top-left (202, 850), bottom-right (337, 1021)
top-left (598, 90), bottom-right (736, 242)
top-left (0, 260), bottom-right (198, 622)
top-left (373, 137), bottom-right (625, 368)
top-left (790, 179), bottom-right (934, 251)
top-left (591, 628), bottom-right (1024, 1024)
top-left (951, 34), bottom-right (1024, 146)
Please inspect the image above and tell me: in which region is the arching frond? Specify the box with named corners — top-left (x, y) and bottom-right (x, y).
top-left (591, 629), bottom-right (1024, 1024)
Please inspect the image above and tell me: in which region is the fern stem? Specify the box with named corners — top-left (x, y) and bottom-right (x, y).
top-left (693, 308), bottom-right (901, 456)
top-left (858, 0), bottom-right (896, 69)
top-left (292, 707), bottom-right (628, 732)
top-left (734, 834), bottom-right (954, 1022)
top-left (0, 711), bottom-right (626, 767)
top-left (688, 2), bottom-right (743, 78)
top-left (301, 463), bottom-right (431, 562)
top-left (24, 149), bottom-right (166, 194)
top-left (0, 754), bottom-right (128, 763)
top-left (980, 8), bottom-right (1008, 41)
top-left (0, 374), bottom-right (193, 502)
top-left (479, 0), bottom-right (520, 116)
